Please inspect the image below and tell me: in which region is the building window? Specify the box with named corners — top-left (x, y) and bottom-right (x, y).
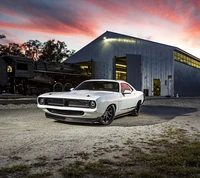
top-left (174, 51), bottom-right (200, 69)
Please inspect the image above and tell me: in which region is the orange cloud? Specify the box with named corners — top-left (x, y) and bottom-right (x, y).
top-left (0, 20), bottom-right (97, 37)
top-left (0, 0), bottom-right (99, 38)
top-left (0, 0), bottom-right (199, 57)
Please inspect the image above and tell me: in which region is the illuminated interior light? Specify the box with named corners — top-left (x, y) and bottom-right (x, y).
top-left (104, 38), bottom-right (136, 43)
top-left (104, 38), bottom-right (115, 42)
top-left (81, 66), bottom-right (88, 69)
top-left (7, 65), bottom-right (12, 72)
top-left (116, 64), bottom-right (126, 67)
top-left (116, 70), bottom-right (127, 74)
top-left (103, 37), bottom-right (107, 40)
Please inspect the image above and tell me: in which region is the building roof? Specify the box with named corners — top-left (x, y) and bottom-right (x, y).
top-left (65, 31), bottom-right (200, 63)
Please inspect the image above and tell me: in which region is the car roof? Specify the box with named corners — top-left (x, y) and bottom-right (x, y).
top-left (83, 79), bottom-right (126, 84)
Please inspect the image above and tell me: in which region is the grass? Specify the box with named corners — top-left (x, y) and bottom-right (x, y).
top-left (10, 156), bottom-right (22, 160)
top-left (27, 172), bottom-right (52, 178)
top-left (60, 140), bottom-right (200, 178)
top-left (60, 160), bottom-right (86, 177)
top-left (144, 141), bottom-right (200, 177)
top-left (2, 140), bottom-right (200, 178)
top-left (60, 126), bottom-right (200, 178)
top-left (74, 151), bottom-right (90, 160)
top-left (161, 126), bottom-right (187, 141)
top-left (124, 138), bottom-right (134, 145)
top-left (2, 126), bottom-right (200, 178)
top-left (0, 164), bottom-right (30, 178)
top-left (32, 162), bottom-right (47, 167)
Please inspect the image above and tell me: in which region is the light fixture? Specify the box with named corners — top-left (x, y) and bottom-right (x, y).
top-left (116, 70), bottom-right (126, 74)
top-left (104, 38), bottom-right (136, 43)
top-left (89, 101), bottom-right (96, 108)
top-left (39, 98), bottom-right (45, 105)
top-left (116, 64), bottom-right (126, 68)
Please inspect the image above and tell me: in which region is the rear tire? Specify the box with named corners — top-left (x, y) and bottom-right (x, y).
top-left (131, 101), bottom-right (141, 116)
top-left (99, 105), bottom-right (115, 125)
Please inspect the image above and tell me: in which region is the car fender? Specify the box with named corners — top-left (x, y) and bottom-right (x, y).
top-left (96, 96), bottom-right (119, 114)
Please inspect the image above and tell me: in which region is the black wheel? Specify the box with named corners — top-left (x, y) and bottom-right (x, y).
top-left (131, 101), bottom-right (141, 116)
top-left (99, 105), bottom-right (115, 125)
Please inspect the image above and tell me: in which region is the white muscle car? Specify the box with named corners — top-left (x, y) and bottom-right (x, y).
top-left (37, 79), bottom-right (145, 125)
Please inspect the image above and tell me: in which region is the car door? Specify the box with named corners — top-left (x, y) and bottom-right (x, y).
top-left (119, 83), bottom-right (138, 114)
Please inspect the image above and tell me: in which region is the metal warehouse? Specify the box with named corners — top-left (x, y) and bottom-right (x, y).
top-left (65, 31), bottom-right (200, 97)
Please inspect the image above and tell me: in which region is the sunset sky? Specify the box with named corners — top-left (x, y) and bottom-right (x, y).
top-left (0, 0), bottom-right (200, 58)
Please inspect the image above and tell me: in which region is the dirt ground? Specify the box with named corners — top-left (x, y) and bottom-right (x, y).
top-left (0, 98), bottom-right (200, 176)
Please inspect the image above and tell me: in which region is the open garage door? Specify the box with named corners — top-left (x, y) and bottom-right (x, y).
top-left (115, 57), bottom-right (126, 81)
top-left (126, 54), bottom-right (142, 91)
top-left (71, 60), bottom-right (93, 78)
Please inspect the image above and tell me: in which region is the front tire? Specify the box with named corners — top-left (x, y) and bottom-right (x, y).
top-left (131, 101), bottom-right (141, 116)
top-left (99, 105), bottom-right (115, 125)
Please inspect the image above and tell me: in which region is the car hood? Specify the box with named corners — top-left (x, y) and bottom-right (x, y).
top-left (38, 90), bottom-right (117, 100)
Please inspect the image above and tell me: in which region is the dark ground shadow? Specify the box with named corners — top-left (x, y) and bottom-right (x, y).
top-left (110, 105), bottom-right (197, 127)
top-left (54, 105), bottom-right (197, 127)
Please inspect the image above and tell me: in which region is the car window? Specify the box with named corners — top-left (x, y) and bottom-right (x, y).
top-left (121, 83), bottom-right (133, 93)
top-left (75, 82), bottom-right (93, 90)
top-left (75, 81), bottom-right (119, 92)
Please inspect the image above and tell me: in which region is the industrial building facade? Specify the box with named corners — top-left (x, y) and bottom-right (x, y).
top-left (65, 31), bottom-right (200, 97)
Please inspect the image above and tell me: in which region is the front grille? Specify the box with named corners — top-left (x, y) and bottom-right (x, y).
top-left (68, 100), bottom-right (89, 108)
top-left (47, 109), bottom-right (84, 116)
top-left (46, 98), bottom-right (64, 106)
top-left (45, 98), bottom-right (90, 108)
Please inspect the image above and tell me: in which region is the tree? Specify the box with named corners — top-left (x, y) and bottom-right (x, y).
top-left (0, 34), bottom-right (24, 56)
top-left (39, 39), bottom-right (72, 63)
top-left (0, 34), bottom-right (6, 39)
top-left (0, 36), bottom-right (75, 62)
top-left (22, 40), bottom-right (42, 60)
top-left (0, 43), bottom-right (24, 56)
top-left (0, 34), bottom-right (6, 55)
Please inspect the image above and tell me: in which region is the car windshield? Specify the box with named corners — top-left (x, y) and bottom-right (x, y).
top-left (75, 81), bottom-right (119, 92)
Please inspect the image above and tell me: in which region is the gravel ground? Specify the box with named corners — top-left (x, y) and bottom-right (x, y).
top-left (0, 98), bottom-right (200, 176)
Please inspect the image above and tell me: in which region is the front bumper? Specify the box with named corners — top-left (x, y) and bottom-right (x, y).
top-left (38, 104), bottom-right (104, 120)
top-left (45, 112), bottom-right (99, 123)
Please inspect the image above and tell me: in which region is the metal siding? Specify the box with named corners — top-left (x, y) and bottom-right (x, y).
top-left (174, 61), bottom-right (200, 96)
top-left (139, 41), bottom-right (174, 96)
top-left (65, 31), bottom-right (175, 96)
top-left (126, 54), bottom-right (142, 90)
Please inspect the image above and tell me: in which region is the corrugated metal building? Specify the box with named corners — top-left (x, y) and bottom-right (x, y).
top-left (65, 31), bottom-right (200, 97)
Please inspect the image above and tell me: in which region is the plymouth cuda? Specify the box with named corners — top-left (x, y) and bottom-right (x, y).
top-left (37, 79), bottom-right (145, 125)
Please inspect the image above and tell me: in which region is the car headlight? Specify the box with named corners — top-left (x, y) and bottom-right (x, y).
top-left (38, 98), bottom-right (45, 105)
top-left (89, 100), bottom-right (96, 108)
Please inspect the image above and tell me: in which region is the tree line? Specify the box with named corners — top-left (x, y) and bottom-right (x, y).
top-left (0, 34), bottom-right (75, 63)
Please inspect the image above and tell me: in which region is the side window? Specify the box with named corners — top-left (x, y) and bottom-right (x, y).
top-left (121, 83), bottom-right (133, 93)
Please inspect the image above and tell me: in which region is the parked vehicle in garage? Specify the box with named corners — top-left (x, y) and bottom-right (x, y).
top-left (37, 79), bottom-right (145, 125)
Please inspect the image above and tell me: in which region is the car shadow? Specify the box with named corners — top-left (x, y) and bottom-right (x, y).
top-left (53, 105), bottom-right (197, 127)
top-left (110, 105), bottom-right (197, 127)
top-left (54, 120), bottom-right (101, 127)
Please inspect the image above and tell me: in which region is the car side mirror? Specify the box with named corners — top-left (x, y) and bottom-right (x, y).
top-left (122, 90), bottom-right (131, 94)
top-left (70, 88), bottom-right (74, 91)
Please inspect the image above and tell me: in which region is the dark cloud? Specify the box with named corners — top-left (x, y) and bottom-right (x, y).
top-left (0, 0), bottom-right (98, 36)
top-left (1, 0), bottom-right (200, 37)
top-left (86, 0), bottom-right (200, 41)
top-left (0, 0), bottom-right (200, 56)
